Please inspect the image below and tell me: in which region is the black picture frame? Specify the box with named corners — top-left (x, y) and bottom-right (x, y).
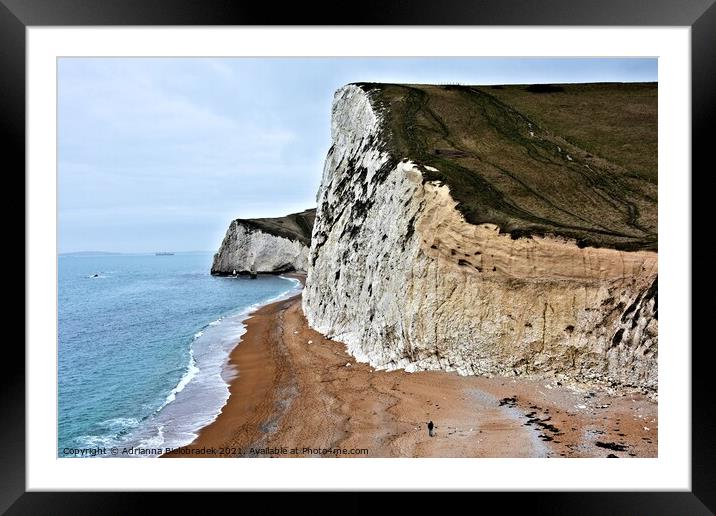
top-left (5, 0), bottom-right (712, 512)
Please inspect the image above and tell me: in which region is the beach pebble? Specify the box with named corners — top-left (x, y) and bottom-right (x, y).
top-left (576, 404), bottom-right (587, 409)
top-left (308, 340), bottom-right (313, 344)
top-left (643, 427), bottom-right (650, 431)
top-left (293, 331), bottom-right (298, 334)
top-left (345, 363), bottom-right (351, 367)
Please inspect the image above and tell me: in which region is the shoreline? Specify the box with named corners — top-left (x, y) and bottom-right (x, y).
top-left (162, 272), bottom-right (305, 456)
top-left (163, 293), bottom-right (301, 457)
top-left (165, 284), bottom-right (657, 458)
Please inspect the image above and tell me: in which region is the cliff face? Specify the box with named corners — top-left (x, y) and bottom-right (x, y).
top-left (303, 84), bottom-right (657, 392)
top-left (212, 209), bottom-right (316, 275)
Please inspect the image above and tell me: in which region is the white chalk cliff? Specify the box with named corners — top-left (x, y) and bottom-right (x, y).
top-left (212, 209), bottom-right (315, 275)
top-left (303, 84), bottom-right (658, 392)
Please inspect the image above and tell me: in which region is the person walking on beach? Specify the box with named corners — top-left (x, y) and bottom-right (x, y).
top-left (428, 420), bottom-right (435, 437)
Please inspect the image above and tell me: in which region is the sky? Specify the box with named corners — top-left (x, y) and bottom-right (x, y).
top-left (58, 57), bottom-right (657, 253)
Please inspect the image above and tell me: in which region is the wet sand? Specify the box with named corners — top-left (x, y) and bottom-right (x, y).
top-left (165, 290), bottom-right (657, 458)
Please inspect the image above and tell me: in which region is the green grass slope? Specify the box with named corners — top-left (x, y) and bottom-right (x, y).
top-left (357, 82), bottom-right (657, 251)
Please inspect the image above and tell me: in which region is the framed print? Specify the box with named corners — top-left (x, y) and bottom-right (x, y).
top-left (5, 0), bottom-right (713, 512)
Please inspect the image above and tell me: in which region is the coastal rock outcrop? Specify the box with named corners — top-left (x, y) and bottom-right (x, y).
top-left (212, 209), bottom-right (316, 275)
top-left (303, 83), bottom-right (658, 392)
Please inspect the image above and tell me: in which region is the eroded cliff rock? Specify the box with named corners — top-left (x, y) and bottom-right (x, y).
top-left (303, 83), bottom-right (658, 392)
top-left (212, 209), bottom-right (315, 275)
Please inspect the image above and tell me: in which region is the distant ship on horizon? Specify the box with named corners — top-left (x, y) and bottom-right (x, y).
top-left (155, 252), bottom-right (175, 256)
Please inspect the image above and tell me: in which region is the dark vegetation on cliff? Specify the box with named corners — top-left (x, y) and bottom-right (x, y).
top-left (235, 208), bottom-right (316, 245)
top-left (354, 82), bottom-right (657, 251)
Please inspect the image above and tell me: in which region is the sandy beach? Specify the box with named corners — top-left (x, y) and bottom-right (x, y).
top-left (165, 284), bottom-right (657, 459)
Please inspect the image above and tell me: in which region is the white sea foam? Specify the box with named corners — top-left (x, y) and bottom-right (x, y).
top-left (138, 425), bottom-right (165, 448)
top-left (77, 434), bottom-right (116, 448)
top-left (73, 417), bottom-right (141, 454)
top-left (102, 417), bottom-right (140, 432)
top-left (157, 347), bottom-right (200, 411)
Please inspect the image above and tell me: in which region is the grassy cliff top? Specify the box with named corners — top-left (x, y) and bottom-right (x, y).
top-left (235, 208), bottom-right (316, 246)
top-left (355, 82), bottom-right (657, 251)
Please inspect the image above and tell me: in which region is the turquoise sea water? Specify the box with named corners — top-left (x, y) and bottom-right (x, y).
top-left (58, 252), bottom-right (300, 457)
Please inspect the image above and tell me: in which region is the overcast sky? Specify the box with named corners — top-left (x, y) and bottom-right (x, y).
top-left (58, 57), bottom-right (657, 253)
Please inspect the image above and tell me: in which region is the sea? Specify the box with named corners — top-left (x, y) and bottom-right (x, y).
top-left (58, 252), bottom-right (301, 458)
